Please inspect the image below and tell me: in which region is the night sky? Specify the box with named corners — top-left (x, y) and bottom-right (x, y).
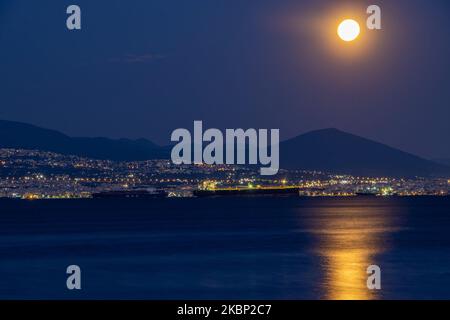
top-left (0, 0), bottom-right (449, 159)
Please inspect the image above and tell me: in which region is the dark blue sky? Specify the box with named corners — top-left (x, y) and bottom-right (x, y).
top-left (1, 0), bottom-right (449, 158)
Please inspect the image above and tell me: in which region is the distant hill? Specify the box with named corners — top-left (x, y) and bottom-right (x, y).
top-left (433, 158), bottom-right (450, 166)
top-left (280, 128), bottom-right (450, 177)
top-left (0, 120), bottom-right (169, 161)
top-left (1, 120), bottom-right (448, 177)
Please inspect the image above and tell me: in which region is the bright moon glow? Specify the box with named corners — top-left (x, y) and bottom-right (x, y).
top-left (337, 19), bottom-right (360, 42)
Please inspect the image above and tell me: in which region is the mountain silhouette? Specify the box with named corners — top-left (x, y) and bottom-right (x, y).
top-left (280, 128), bottom-right (450, 177)
top-left (0, 120), bottom-right (169, 161)
top-left (433, 158), bottom-right (450, 166)
top-left (0, 120), bottom-right (448, 177)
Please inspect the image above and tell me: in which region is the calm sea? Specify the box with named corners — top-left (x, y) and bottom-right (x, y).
top-left (0, 197), bottom-right (449, 299)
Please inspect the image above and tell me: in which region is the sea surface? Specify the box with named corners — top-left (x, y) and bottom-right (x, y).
top-left (0, 197), bottom-right (449, 300)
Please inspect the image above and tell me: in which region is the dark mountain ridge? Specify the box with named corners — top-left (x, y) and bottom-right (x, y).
top-left (0, 120), bottom-right (448, 177)
top-left (280, 128), bottom-right (449, 177)
top-left (0, 120), bottom-right (169, 161)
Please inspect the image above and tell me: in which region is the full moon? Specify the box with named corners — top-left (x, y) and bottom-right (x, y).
top-left (337, 19), bottom-right (360, 42)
